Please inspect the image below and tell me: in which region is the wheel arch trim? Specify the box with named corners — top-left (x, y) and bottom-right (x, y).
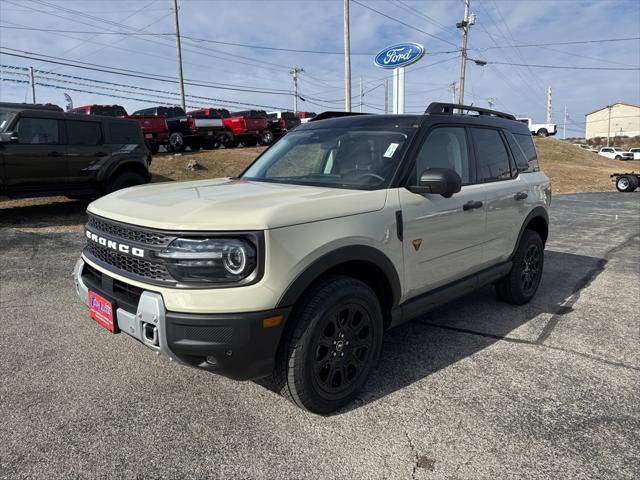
top-left (276, 245), bottom-right (402, 309)
top-left (511, 206), bottom-right (549, 258)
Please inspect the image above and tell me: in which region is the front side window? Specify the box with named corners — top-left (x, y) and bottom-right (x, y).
top-left (17, 117), bottom-right (59, 144)
top-left (242, 126), bottom-right (414, 190)
top-left (471, 128), bottom-right (512, 182)
top-left (66, 120), bottom-right (102, 146)
top-left (414, 127), bottom-right (471, 184)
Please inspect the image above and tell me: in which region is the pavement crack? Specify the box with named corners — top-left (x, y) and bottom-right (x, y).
top-left (404, 430), bottom-right (418, 479)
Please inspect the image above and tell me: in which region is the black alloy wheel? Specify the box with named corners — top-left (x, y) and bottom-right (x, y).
top-left (520, 243), bottom-right (541, 296)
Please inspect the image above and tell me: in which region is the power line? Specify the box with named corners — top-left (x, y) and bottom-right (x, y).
top-left (470, 59), bottom-right (640, 71)
top-left (350, 0), bottom-right (458, 47)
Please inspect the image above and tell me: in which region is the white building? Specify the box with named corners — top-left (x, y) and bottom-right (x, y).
top-left (585, 103), bottom-right (640, 139)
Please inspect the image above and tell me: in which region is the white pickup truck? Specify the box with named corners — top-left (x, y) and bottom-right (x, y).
top-left (516, 118), bottom-right (557, 137)
top-left (598, 147), bottom-right (634, 160)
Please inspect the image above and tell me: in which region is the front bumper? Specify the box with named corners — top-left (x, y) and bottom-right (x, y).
top-left (73, 258), bottom-right (289, 380)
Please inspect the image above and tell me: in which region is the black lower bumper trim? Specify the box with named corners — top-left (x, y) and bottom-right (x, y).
top-left (166, 308), bottom-right (291, 380)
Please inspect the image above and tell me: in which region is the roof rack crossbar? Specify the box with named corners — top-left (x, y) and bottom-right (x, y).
top-left (425, 102), bottom-right (515, 121)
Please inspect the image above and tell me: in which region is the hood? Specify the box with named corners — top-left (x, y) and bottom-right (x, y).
top-left (87, 178), bottom-right (388, 230)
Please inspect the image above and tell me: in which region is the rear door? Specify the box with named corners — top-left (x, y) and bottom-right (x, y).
top-left (65, 119), bottom-right (108, 184)
top-left (399, 125), bottom-right (487, 298)
top-left (3, 116), bottom-right (67, 189)
top-left (471, 127), bottom-right (527, 264)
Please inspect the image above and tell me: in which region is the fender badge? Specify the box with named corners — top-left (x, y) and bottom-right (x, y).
top-left (412, 239), bottom-right (423, 251)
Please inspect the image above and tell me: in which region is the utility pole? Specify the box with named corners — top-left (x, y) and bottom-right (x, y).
top-left (290, 67), bottom-right (304, 113)
top-left (563, 106), bottom-right (568, 139)
top-left (359, 76), bottom-right (363, 113)
top-left (384, 79), bottom-right (389, 114)
top-left (449, 82), bottom-right (457, 103)
top-left (606, 104), bottom-right (613, 146)
top-left (456, 0), bottom-right (474, 105)
top-left (172, 0), bottom-right (186, 111)
top-left (487, 97), bottom-right (496, 109)
top-left (29, 66), bottom-right (36, 104)
top-left (546, 86), bottom-right (553, 124)
top-left (343, 0), bottom-right (352, 112)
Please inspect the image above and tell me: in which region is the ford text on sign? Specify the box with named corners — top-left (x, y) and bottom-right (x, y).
top-left (374, 43), bottom-right (425, 69)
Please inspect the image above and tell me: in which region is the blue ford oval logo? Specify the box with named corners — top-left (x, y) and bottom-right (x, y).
top-left (374, 43), bottom-right (425, 69)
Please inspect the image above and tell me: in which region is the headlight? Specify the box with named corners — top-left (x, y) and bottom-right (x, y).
top-left (157, 237), bottom-right (257, 284)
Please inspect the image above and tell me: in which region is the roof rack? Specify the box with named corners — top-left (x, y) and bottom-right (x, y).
top-left (310, 111), bottom-right (370, 122)
top-left (425, 102), bottom-right (515, 121)
top-left (0, 102), bottom-right (63, 112)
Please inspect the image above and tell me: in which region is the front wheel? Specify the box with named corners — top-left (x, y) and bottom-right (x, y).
top-left (273, 276), bottom-right (383, 414)
top-left (259, 131), bottom-right (274, 146)
top-left (615, 155), bottom-right (622, 160)
top-left (537, 129), bottom-right (548, 137)
top-left (496, 230), bottom-right (544, 305)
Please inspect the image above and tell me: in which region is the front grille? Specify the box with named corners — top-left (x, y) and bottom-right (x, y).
top-left (86, 242), bottom-right (173, 283)
top-left (87, 215), bottom-right (173, 246)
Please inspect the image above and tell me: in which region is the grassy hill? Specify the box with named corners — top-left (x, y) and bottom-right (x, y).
top-left (534, 138), bottom-right (635, 194)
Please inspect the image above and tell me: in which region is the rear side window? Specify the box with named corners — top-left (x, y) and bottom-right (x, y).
top-left (512, 132), bottom-right (539, 172)
top-left (108, 121), bottom-right (140, 143)
top-left (66, 120), bottom-right (102, 145)
top-left (17, 117), bottom-right (59, 144)
top-left (415, 127), bottom-right (471, 184)
top-left (471, 128), bottom-right (512, 182)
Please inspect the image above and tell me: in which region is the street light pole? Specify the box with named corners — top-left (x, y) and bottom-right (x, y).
top-left (29, 66), bottom-right (36, 104)
top-left (457, 0), bottom-right (471, 105)
top-left (343, 0), bottom-right (352, 112)
top-left (172, 0), bottom-right (186, 110)
top-left (290, 67), bottom-right (304, 113)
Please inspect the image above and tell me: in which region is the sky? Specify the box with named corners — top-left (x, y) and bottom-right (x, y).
top-left (0, 0), bottom-right (639, 138)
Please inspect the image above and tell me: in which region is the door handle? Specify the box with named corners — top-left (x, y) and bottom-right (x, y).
top-left (48, 151), bottom-right (63, 157)
top-left (95, 152), bottom-right (109, 157)
top-left (514, 192), bottom-right (528, 201)
top-left (463, 200), bottom-right (483, 211)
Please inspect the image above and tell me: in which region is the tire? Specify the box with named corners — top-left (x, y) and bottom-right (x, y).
top-left (631, 176), bottom-right (640, 191)
top-left (242, 137), bottom-right (258, 147)
top-left (222, 135), bottom-right (239, 148)
top-left (259, 131), bottom-right (274, 146)
top-left (273, 275), bottom-right (384, 414)
top-left (616, 175), bottom-right (636, 192)
top-left (615, 155), bottom-right (622, 160)
top-left (496, 230), bottom-right (544, 305)
top-left (106, 170), bottom-right (146, 193)
top-left (537, 129), bottom-right (548, 137)
top-left (168, 132), bottom-right (186, 152)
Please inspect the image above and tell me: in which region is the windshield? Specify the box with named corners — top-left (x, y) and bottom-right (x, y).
top-left (0, 111), bottom-right (16, 132)
top-left (242, 126), bottom-right (414, 190)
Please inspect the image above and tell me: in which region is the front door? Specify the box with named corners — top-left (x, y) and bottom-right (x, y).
top-left (3, 117), bottom-right (66, 190)
top-left (399, 126), bottom-right (487, 300)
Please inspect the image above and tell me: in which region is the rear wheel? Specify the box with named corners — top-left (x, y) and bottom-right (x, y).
top-left (222, 135), bottom-right (239, 148)
top-left (496, 230), bottom-right (544, 305)
top-left (259, 131), bottom-right (274, 146)
top-left (537, 129), bottom-right (548, 137)
top-left (106, 170), bottom-right (146, 193)
top-left (168, 132), bottom-right (186, 152)
top-left (273, 275), bottom-right (383, 414)
top-left (616, 175), bottom-right (636, 192)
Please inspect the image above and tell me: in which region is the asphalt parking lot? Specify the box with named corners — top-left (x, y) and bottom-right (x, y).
top-left (0, 192), bottom-right (638, 479)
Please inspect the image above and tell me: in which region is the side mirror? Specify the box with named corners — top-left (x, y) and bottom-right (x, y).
top-left (0, 132), bottom-right (18, 143)
top-left (407, 168), bottom-right (462, 198)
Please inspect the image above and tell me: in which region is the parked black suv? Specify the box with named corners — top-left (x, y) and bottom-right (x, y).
top-left (0, 102), bottom-right (151, 199)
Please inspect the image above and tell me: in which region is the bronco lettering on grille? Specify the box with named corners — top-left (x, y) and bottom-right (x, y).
top-left (86, 230), bottom-right (145, 258)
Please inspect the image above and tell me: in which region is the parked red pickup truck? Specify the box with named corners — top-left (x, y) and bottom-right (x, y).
top-left (69, 105), bottom-right (168, 154)
top-left (188, 108), bottom-right (268, 148)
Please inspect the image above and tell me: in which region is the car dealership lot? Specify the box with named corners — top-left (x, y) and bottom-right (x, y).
top-left (0, 192), bottom-right (638, 479)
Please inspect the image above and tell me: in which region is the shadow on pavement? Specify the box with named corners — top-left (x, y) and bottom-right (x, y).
top-left (258, 249), bottom-right (605, 414)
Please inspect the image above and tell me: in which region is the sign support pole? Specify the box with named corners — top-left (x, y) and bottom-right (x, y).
top-left (392, 67), bottom-right (405, 114)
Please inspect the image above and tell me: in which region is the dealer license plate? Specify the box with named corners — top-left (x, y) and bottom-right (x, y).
top-left (88, 291), bottom-right (116, 333)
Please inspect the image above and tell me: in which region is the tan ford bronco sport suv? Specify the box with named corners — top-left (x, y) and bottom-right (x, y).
top-left (74, 103), bottom-right (551, 413)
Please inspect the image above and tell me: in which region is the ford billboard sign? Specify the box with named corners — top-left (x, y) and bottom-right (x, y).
top-left (374, 43), bottom-right (425, 69)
